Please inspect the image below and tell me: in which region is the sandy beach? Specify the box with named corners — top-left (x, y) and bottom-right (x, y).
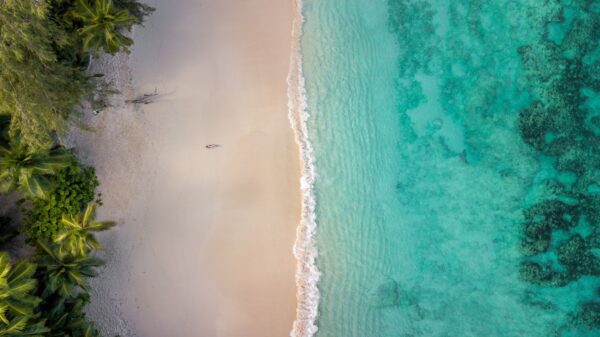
top-left (67, 0), bottom-right (300, 336)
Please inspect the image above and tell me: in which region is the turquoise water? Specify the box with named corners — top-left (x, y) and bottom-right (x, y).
top-left (300, 0), bottom-right (600, 336)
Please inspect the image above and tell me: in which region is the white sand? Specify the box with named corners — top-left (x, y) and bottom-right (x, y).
top-left (67, 1), bottom-right (300, 336)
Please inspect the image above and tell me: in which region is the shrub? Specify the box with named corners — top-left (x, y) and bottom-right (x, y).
top-left (0, 0), bottom-right (92, 150)
top-left (25, 158), bottom-right (99, 240)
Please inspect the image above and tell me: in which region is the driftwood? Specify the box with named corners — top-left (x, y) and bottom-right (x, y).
top-left (126, 88), bottom-right (159, 105)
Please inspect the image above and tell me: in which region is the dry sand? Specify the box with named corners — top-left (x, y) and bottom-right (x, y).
top-left (67, 1), bottom-right (300, 336)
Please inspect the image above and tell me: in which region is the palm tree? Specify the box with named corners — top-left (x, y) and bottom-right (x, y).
top-left (54, 204), bottom-right (115, 257)
top-left (34, 240), bottom-right (103, 336)
top-left (0, 252), bottom-right (49, 336)
top-left (0, 138), bottom-right (71, 199)
top-left (35, 241), bottom-right (104, 298)
top-left (42, 294), bottom-right (100, 337)
top-left (71, 0), bottom-right (136, 54)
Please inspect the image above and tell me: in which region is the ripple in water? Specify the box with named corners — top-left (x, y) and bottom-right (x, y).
top-left (300, 0), bottom-right (600, 336)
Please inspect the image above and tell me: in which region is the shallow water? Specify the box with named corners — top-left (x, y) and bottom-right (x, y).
top-left (301, 0), bottom-right (600, 336)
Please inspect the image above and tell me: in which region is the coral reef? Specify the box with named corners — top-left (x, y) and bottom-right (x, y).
top-left (514, 1), bottom-right (600, 333)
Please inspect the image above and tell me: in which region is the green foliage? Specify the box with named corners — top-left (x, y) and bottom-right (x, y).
top-left (41, 292), bottom-right (99, 337)
top-left (56, 203), bottom-right (115, 257)
top-left (35, 241), bottom-right (103, 298)
top-left (17, 207), bottom-right (115, 337)
top-left (0, 252), bottom-right (49, 336)
top-left (0, 0), bottom-right (153, 149)
top-left (25, 158), bottom-right (99, 240)
top-left (114, 0), bottom-right (154, 25)
top-left (0, 1), bottom-right (150, 335)
top-left (71, 0), bottom-right (137, 55)
top-left (0, 0), bottom-right (91, 150)
top-left (0, 138), bottom-right (71, 199)
top-left (34, 229), bottom-right (110, 337)
top-left (0, 231), bottom-right (111, 337)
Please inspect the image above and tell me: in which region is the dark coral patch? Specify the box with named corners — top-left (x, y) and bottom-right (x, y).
top-left (556, 234), bottom-right (599, 277)
top-left (519, 261), bottom-right (570, 287)
top-left (573, 301), bottom-right (600, 329)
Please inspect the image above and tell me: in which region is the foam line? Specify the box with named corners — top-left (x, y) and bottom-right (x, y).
top-left (287, 1), bottom-right (320, 336)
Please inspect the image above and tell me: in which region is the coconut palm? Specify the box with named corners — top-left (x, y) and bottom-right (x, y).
top-left (71, 0), bottom-right (136, 54)
top-left (41, 293), bottom-right (99, 337)
top-left (0, 252), bottom-right (49, 336)
top-left (54, 203), bottom-right (115, 257)
top-left (35, 241), bottom-right (104, 298)
top-left (0, 318), bottom-right (47, 337)
top-left (0, 138), bottom-right (71, 199)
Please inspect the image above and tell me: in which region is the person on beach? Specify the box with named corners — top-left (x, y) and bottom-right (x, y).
top-left (205, 144), bottom-right (221, 149)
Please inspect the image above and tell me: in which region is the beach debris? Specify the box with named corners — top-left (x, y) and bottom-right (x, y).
top-left (126, 88), bottom-right (159, 105)
top-left (205, 144), bottom-right (221, 149)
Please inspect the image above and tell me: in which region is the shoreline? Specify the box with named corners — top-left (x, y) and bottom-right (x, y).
top-left (70, 1), bottom-right (302, 336)
top-left (287, 1), bottom-right (320, 337)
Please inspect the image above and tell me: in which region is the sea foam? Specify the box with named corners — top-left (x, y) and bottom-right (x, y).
top-left (287, 1), bottom-right (320, 336)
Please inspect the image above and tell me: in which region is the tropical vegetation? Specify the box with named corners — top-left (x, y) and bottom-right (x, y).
top-left (0, 139), bottom-right (70, 199)
top-left (25, 157), bottom-right (99, 240)
top-left (0, 0), bottom-right (153, 150)
top-left (55, 204), bottom-right (115, 257)
top-left (0, 0), bottom-right (153, 335)
top-left (71, 0), bottom-right (137, 55)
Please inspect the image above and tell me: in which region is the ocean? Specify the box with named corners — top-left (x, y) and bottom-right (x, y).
top-left (292, 0), bottom-right (600, 336)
